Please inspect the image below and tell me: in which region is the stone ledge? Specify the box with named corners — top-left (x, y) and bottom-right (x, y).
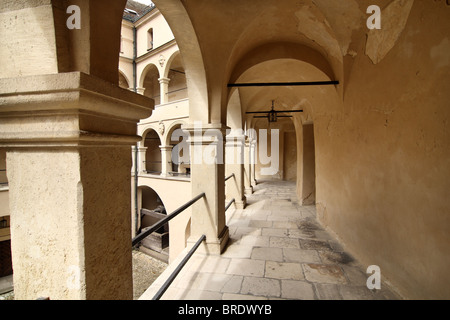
top-left (0, 72), bottom-right (153, 120)
top-left (0, 72), bottom-right (154, 147)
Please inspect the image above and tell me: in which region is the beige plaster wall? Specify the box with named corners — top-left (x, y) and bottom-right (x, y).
top-left (315, 1), bottom-right (450, 299)
top-left (283, 131), bottom-right (297, 182)
top-left (120, 20), bottom-right (135, 60)
top-left (136, 11), bottom-right (175, 57)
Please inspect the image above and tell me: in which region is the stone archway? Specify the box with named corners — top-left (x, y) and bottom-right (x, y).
top-left (0, 0), bottom-right (154, 300)
top-left (140, 64), bottom-right (162, 105)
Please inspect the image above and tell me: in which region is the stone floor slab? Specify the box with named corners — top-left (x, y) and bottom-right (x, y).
top-left (226, 258), bottom-right (265, 277)
top-left (241, 277), bottom-right (281, 298)
top-left (283, 248), bottom-right (322, 264)
top-left (265, 261), bottom-right (304, 280)
top-left (281, 280), bottom-right (315, 300)
top-left (270, 236), bottom-right (300, 249)
top-left (252, 247), bottom-right (283, 262)
top-left (303, 264), bottom-right (348, 285)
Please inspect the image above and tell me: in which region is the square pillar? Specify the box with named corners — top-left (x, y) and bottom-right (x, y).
top-left (225, 133), bottom-right (246, 209)
top-left (244, 138), bottom-right (253, 195)
top-left (160, 145), bottom-right (173, 176)
top-left (183, 123), bottom-right (229, 255)
top-left (250, 139), bottom-right (258, 186)
top-left (0, 72), bottom-right (153, 300)
top-left (137, 147), bottom-right (148, 173)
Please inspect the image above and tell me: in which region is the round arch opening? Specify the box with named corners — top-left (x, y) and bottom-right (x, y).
top-left (143, 129), bottom-right (162, 175)
top-left (141, 64), bottom-right (161, 105)
top-left (138, 186), bottom-right (169, 262)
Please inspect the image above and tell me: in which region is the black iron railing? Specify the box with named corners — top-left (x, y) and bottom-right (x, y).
top-left (225, 198), bottom-right (235, 211)
top-left (132, 193), bottom-right (205, 247)
top-left (134, 185), bottom-right (235, 299)
top-left (224, 173), bottom-right (234, 182)
top-left (224, 173), bottom-right (236, 211)
top-left (152, 234), bottom-right (205, 300)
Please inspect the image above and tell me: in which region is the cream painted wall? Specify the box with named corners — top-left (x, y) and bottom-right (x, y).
top-left (135, 11), bottom-right (175, 57)
top-left (313, 1), bottom-right (450, 299)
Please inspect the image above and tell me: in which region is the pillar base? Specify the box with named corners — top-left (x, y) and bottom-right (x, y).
top-left (235, 199), bottom-right (246, 209)
top-left (188, 226), bottom-right (229, 256)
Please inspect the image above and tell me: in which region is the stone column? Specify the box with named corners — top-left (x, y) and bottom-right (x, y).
top-left (225, 134), bottom-right (246, 209)
top-left (160, 145), bottom-right (173, 176)
top-left (158, 77), bottom-right (171, 105)
top-left (0, 72), bottom-right (153, 300)
top-left (184, 123), bottom-right (229, 255)
top-left (138, 147), bottom-right (148, 173)
top-left (250, 139), bottom-right (258, 186)
top-left (244, 138), bottom-right (253, 195)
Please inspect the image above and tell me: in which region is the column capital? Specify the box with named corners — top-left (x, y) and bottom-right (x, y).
top-left (159, 145), bottom-right (174, 152)
top-left (136, 87), bottom-right (146, 95)
top-left (0, 72), bottom-right (154, 148)
top-left (158, 77), bottom-right (171, 84)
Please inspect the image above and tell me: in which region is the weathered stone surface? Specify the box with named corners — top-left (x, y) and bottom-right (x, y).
top-left (265, 261), bottom-right (304, 280)
top-left (252, 247), bottom-right (284, 262)
top-left (314, 283), bottom-right (343, 300)
top-left (366, 0), bottom-right (415, 64)
top-left (312, 0), bottom-right (365, 55)
top-left (241, 277), bottom-right (281, 297)
top-left (303, 264), bottom-right (347, 284)
top-left (283, 248), bottom-right (322, 264)
top-left (226, 259), bottom-right (265, 277)
top-left (281, 280), bottom-right (315, 300)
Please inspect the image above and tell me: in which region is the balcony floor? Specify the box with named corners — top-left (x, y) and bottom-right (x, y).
top-left (140, 180), bottom-right (401, 300)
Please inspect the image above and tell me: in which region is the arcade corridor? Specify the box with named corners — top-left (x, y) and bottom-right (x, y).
top-left (140, 180), bottom-right (400, 300)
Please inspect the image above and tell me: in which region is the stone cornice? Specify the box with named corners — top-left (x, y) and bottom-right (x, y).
top-left (0, 72), bottom-right (153, 121)
top-left (0, 72), bottom-right (154, 147)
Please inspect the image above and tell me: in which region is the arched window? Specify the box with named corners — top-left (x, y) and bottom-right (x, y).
top-left (147, 28), bottom-right (154, 51)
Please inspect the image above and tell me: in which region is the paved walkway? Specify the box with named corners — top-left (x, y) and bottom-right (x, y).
top-left (140, 180), bottom-right (400, 300)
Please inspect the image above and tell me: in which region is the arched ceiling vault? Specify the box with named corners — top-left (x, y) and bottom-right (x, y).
top-left (235, 58), bottom-right (341, 126)
top-left (154, 0), bottom-right (367, 124)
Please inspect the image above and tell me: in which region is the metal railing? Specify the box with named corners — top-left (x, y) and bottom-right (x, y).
top-left (152, 234), bottom-right (205, 300)
top-left (224, 173), bottom-right (234, 182)
top-left (132, 192), bottom-right (205, 247)
top-left (225, 173), bottom-right (235, 211)
top-left (225, 198), bottom-right (235, 211)
top-left (133, 182), bottom-right (235, 299)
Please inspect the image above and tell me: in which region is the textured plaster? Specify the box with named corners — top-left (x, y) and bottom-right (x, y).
top-left (365, 0), bottom-right (415, 64)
